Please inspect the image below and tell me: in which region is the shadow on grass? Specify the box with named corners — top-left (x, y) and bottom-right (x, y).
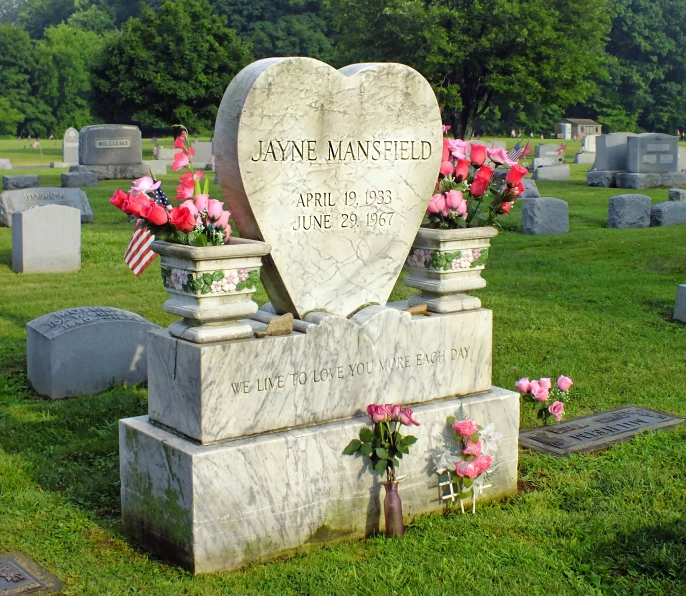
top-left (0, 248), bottom-right (11, 268)
top-left (0, 372), bottom-right (147, 518)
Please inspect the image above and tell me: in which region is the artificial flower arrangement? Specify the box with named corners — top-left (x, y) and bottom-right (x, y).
top-left (516, 375), bottom-right (574, 425)
top-left (109, 127), bottom-right (232, 246)
top-left (433, 405), bottom-right (501, 514)
top-left (344, 404), bottom-right (420, 482)
top-left (425, 127), bottom-right (528, 229)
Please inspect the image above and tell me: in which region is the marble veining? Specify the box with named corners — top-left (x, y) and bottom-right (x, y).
top-left (214, 58), bottom-right (442, 318)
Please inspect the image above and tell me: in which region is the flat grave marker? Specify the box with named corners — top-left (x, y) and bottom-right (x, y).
top-left (519, 405), bottom-right (684, 456)
top-left (0, 551), bottom-right (64, 595)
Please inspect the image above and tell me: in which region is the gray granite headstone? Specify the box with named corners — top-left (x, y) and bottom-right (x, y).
top-left (191, 141), bottom-right (213, 165)
top-left (522, 197), bottom-right (568, 235)
top-left (587, 170), bottom-right (619, 187)
top-left (533, 165), bottom-right (570, 181)
top-left (62, 127), bottom-right (79, 164)
top-left (27, 307), bottom-right (159, 399)
top-left (535, 144), bottom-right (561, 158)
top-left (12, 205), bottom-right (81, 273)
top-left (519, 406), bottom-right (683, 456)
top-left (2, 175), bottom-right (39, 191)
top-left (521, 178), bottom-right (540, 199)
top-left (79, 124), bottom-right (142, 165)
top-left (650, 201), bottom-right (686, 226)
top-left (626, 133), bottom-right (678, 174)
top-left (607, 194), bottom-right (651, 229)
top-left (669, 188), bottom-right (686, 201)
top-left (674, 284), bottom-right (686, 323)
top-left (593, 132), bottom-right (634, 171)
top-left (0, 187), bottom-right (93, 227)
top-left (61, 171), bottom-right (98, 187)
top-left (157, 147), bottom-right (175, 160)
top-left (532, 155), bottom-right (563, 168)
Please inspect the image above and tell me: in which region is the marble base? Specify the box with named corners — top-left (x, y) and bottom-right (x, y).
top-left (148, 304), bottom-right (492, 443)
top-left (573, 153), bottom-right (595, 164)
top-left (408, 292), bottom-right (481, 313)
top-left (69, 164), bottom-right (149, 180)
top-left (120, 386), bottom-right (519, 574)
top-left (616, 172), bottom-right (686, 189)
top-left (168, 320), bottom-right (253, 343)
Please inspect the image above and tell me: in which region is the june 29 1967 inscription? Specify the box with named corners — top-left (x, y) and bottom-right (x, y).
top-left (519, 406), bottom-right (683, 456)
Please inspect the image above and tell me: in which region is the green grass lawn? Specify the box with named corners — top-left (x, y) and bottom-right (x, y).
top-left (1, 161), bottom-right (685, 595)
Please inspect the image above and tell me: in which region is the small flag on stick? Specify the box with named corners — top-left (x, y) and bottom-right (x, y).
top-left (124, 219), bottom-right (157, 276)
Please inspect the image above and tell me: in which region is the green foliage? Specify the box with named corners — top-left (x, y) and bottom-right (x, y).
top-left (0, 97), bottom-right (24, 135)
top-left (90, 0), bottom-right (252, 134)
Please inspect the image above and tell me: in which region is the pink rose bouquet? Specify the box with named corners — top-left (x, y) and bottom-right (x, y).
top-left (425, 125), bottom-right (526, 229)
top-left (516, 375), bottom-right (573, 425)
top-left (109, 125), bottom-right (232, 247)
top-left (344, 403), bottom-right (419, 483)
top-left (433, 406), bottom-right (501, 514)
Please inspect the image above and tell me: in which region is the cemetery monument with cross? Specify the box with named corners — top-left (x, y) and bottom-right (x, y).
top-left (118, 57), bottom-right (521, 574)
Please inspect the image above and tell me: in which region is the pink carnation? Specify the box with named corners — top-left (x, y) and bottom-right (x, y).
top-left (452, 419), bottom-right (478, 437)
top-left (462, 439), bottom-right (482, 457)
top-left (473, 454), bottom-right (492, 474)
top-left (455, 460), bottom-right (479, 479)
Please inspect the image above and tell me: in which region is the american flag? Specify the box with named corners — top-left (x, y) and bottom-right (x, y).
top-left (555, 143), bottom-right (567, 154)
top-left (123, 172), bottom-right (170, 276)
top-left (507, 141), bottom-right (531, 162)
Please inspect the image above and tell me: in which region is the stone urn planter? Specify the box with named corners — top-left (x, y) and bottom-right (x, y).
top-left (152, 238), bottom-right (271, 343)
top-left (403, 226), bottom-right (498, 313)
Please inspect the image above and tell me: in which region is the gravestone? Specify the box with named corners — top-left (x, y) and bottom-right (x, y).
top-left (62, 127), bottom-right (79, 164)
top-left (593, 132), bottom-right (633, 171)
top-left (0, 187), bottom-right (93, 227)
top-left (12, 205), bottom-right (81, 273)
top-left (27, 307), bottom-right (159, 399)
top-left (2, 175), bottom-right (39, 191)
top-left (532, 155), bottom-right (563, 168)
top-left (533, 165), bottom-right (570, 181)
top-left (120, 57), bottom-right (521, 574)
top-left (522, 197), bottom-right (568, 235)
top-left (615, 171), bottom-right (686, 189)
top-left (535, 144), bottom-right (561, 158)
top-left (574, 134), bottom-right (596, 164)
top-left (520, 178), bottom-right (540, 199)
top-left (626, 133), bottom-right (678, 174)
top-left (668, 188), bottom-right (686, 201)
top-left (520, 406), bottom-right (683, 456)
top-left (191, 141), bottom-right (213, 165)
top-left (606, 194), bottom-right (651, 229)
top-left (156, 147), bottom-right (175, 160)
top-left (679, 147), bottom-right (686, 172)
top-left (650, 201), bottom-right (686, 226)
top-left (0, 159), bottom-right (11, 170)
top-left (674, 285), bottom-right (686, 323)
top-left (61, 171), bottom-right (98, 187)
top-left (0, 551), bottom-right (65, 594)
top-left (77, 124), bottom-right (148, 179)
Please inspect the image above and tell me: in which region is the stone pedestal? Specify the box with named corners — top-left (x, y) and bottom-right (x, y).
top-left (616, 172), bottom-right (686, 189)
top-left (573, 153), bottom-right (595, 165)
top-left (120, 386), bottom-right (519, 574)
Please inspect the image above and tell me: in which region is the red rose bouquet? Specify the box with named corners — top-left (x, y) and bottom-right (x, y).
top-left (426, 127), bottom-right (528, 229)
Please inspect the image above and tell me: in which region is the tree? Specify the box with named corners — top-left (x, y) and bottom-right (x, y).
top-left (0, 97), bottom-right (24, 135)
top-left (18, 0), bottom-right (75, 37)
top-left (90, 0), bottom-right (252, 134)
top-left (326, 0), bottom-right (613, 138)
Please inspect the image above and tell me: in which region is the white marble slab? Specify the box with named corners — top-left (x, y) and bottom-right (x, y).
top-left (121, 386), bottom-right (519, 574)
top-left (214, 57), bottom-right (442, 318)
top-left (148, 305), bottom-right (492, 443)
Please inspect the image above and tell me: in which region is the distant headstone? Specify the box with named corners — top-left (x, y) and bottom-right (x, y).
top-left (674, 285), bottom-right (686, 323)
top-left (532, 155), bottom-right (563, 168)
top-left (61, 171), bottom-right (97, 188)
top-left (522, 197), bottom-right (569, 235)
top-left (156, 147), bottom-right (175, 160)
top-left (62, 127), bottom-right (79, 164)
top-left (593, 132), bottom-right (633, 171)
top-left (79, 124), bottom-right (142, 165)
top-left (520, 178), bottom-right (540, 199)
top-left (679, 147), bottom-right (686, 172)
top-left (27, 307), bottom-right (159, 399)
top-left (574, 153), bottom-right (595, 164)
top-left (2, 175), bottom-right (39, 191)
top-left (0, 187), bottom-right (93, 227)
top-left (533, 165), bottom-right (570, 181)
top-left (581, 135), bottom-right (597, 153)
top-left (12, 205), bottom-right (81, 273)
top-left (650, 201), bottom-right (686, 226)
top-left (519, 406), bottom-right (683, 456)
top-left (668, 188), bottom-right (686, 202)
top-left (607, 194), bottom-right (651, 229)
top-left (191, 141), bottom-right (213, 165)
top-left (626, 133), bottom-right (678, 174)
top-left (69, 163), bottom-right (148, 180)
top-left (143, 160), bottom-right (167, 176)
top-left (0, 159), bottom-right (11, 170)
top-left (535, 144), bottom-right (561, 158)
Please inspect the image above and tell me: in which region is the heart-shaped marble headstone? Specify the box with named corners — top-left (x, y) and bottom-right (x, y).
top-left (215, 57), bottom-right (441, 318)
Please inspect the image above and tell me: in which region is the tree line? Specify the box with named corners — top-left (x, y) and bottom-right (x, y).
top-left (0, 0), bottom-right (684, 139)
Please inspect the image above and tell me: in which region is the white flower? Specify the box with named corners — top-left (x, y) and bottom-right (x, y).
top-left (433, 450), bottom-right (461, 475)
top-left (479, 423), bottom-right (503, 456)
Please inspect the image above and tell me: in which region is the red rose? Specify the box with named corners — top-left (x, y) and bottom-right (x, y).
top-left (140, 201), bottom-right (169, 226)
top-left (454, 158), bottom-right (470, 182)
top-left (469, 143), bottom-right (487, 166)
top-left (498, 201), bottom-right (513, 214)
top-left (511, 182), bottom-right (525, 197)
top-left (442, 137), bottom-right (451, 161)
top-left (474, 164), bottom-right (494, 184)
top-left (122, 194), bottom-right (152, 217)
top-left (469, 177), bottom-right (489, 197)
top-left (109, 189), bottom-right (128, 210)
top-left (169, 206), bottom-right (197, 233)
top-left (440, 160), bottom-right (454, 176)
top-left (506, 164), bottom-right (528, 187)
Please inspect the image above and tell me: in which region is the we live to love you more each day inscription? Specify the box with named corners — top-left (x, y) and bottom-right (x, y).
top-left (215, 57), bottom-right (442, 318)
top-left (250, 138), bottom-right (434, 232)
